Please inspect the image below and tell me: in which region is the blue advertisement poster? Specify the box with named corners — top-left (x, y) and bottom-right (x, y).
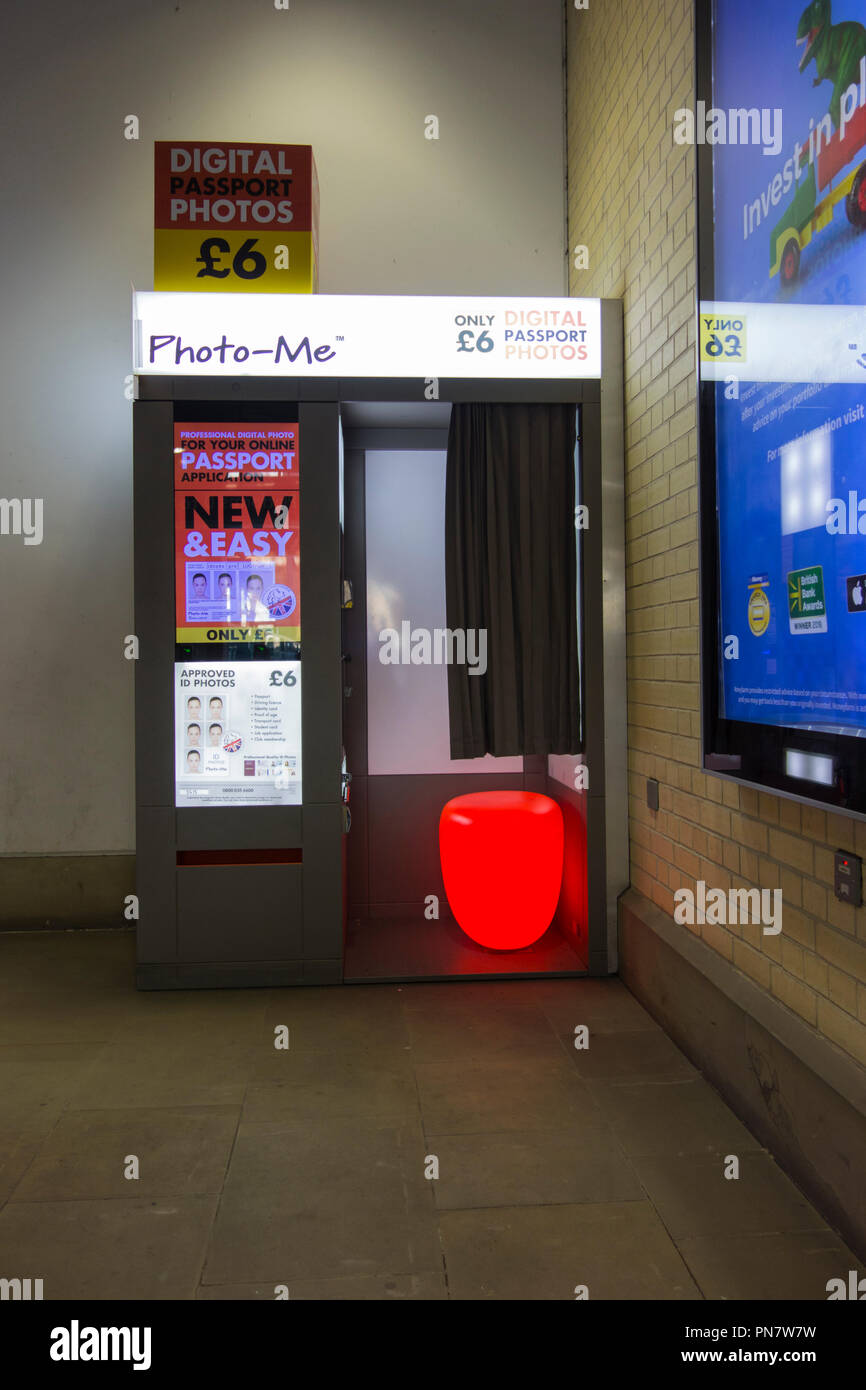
top-left (708, 0), bottom-right (866, 731)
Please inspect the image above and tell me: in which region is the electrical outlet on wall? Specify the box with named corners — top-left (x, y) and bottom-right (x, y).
top-left (834, 850), bottom-right (862, 907)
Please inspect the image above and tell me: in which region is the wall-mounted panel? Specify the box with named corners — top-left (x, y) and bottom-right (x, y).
top-left (176, 864), bottom-right (302, 962)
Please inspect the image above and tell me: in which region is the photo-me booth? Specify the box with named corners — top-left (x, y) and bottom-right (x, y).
top-left (132, 292), bottom-right (626, 988)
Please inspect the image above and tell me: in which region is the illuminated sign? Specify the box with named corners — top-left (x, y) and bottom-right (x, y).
top-left (700, 0), bottom-right (866, 740)
top-left (133, 293), bottom-right (603, 378)
top-left (700, 301), bottom-right (866, 383)
top-left (154, 143), bottom-right (318, 293)
top-left (175, 661), bottom-right (302, 807)
top-left (174, 423), bottom-right (300, 647)
top-left (173, 423), bottom-right (303, 807)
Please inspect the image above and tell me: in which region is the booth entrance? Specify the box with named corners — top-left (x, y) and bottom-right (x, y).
top-left (132, 294), bottom-right (626, 988)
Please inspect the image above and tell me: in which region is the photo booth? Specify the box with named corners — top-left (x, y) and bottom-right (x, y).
top-left (132, 292), bottom-right (626, 986)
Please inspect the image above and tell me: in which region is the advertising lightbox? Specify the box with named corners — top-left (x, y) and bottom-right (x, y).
top-left (174, 422), bottom-right (300, 648)
top-left (154, 142), bottom-right (318, 293)
top-left (173, 422), bottom-right (302, 807)
top-left (699, 0), bottom-right (866, 807)
top-left (133, 293), bottom-right (603, 379)
top-left (175, 661), bottom-right (302, 807)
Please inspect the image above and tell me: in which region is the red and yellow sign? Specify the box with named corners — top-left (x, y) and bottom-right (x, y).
top-left (174, 423), bottom-right (300, 646)
top-left (155, 143), bottom-right (318, 293)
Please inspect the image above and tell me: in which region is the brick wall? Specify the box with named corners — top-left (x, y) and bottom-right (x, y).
top-left (566, 0), bottom-right (866, 1068)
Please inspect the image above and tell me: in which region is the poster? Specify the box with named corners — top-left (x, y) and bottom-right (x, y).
top-left (154, 142), bottom-right (318, 293)
top-left (706, 0), bottom-right (866, 732)
top-left (174, 423), bottom-right (300, 647)
top-left (709, 3), bottom-right (866, 305)
top-left (175, 661), bottom-right (302, 807)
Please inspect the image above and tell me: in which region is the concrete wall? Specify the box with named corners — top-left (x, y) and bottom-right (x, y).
top-left (566, 0), bottom-right (866, 1073)
top-left (0, 0), bottom-right (566, 916)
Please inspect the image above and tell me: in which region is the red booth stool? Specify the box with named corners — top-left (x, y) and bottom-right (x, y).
top-left (439, 791), bottom-right (564, 950)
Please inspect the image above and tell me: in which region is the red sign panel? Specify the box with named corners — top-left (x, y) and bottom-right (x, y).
top-left (155, 143), bottom-right (315, 232)
top-left (173, 422), bottom-right (300, 646)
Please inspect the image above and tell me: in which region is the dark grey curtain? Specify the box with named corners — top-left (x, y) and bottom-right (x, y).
top-left (445, 402), bottom-right (581, 758)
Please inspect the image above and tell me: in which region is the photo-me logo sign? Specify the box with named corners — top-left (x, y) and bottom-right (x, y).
top-left (133, 293), bottom-right (603, 379)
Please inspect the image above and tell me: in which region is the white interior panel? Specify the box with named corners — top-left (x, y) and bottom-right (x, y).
top-left (365, 449), bottom-right (523, 776)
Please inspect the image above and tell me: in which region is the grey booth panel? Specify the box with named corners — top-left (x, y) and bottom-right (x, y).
top-left (135, 805), bottom-right (178, 964)
top-left (337, 378), bottom-right (599, 404)
top-left (301, 801), bottom-right (345, 963)
top-left (175, 864), bottom-right (303, 963)
top-left (133, 400), bottom-right (176, 810)
top-left (345, 774), bottom-right (369, 919)
top-left (303, 959), bottom-right (343, 986)
top-left (298, 403), bottom-right (343, 807)
top-left (134, 660), bottom-right (175, 810)
top-left (136, 377), bottom-right (334, 402)
top-left (139, 377), bottom-right (601, 406)
top-left (176, 807), bottom-right (303, 850)
top-left (137, 960), bottom-right (305, 989)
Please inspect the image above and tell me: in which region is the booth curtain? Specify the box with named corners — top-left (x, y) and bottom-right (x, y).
top-left (444, 402), bottom-right (581, 758)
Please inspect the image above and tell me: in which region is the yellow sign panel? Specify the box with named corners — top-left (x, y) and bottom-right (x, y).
top-left (154, 142), bottom-right (319, 292)
top-left (700, 313), bottom-right (746, 363)
top-left (176, 624), bottom-right (301, 646)
top-left (154, 230), bottom-right (317, 293)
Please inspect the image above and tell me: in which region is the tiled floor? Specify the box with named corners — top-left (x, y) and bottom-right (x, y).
top-left (343, 914), bottom-right (586, 979)
top-left (0, 929), bottom-right (859, 1300)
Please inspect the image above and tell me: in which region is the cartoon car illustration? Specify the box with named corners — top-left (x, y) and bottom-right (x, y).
top-left (770, 0), bottom-right (866, 285)
top-left (770, 98), bottom-right (866, 284)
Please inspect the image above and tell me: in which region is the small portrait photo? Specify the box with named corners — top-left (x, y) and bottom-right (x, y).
top-left (244, 572), bottom-right (265, 615)
top-left (186, 722), bottom-right (201, 746)
top-left (217, 572), bottom-right (233, 598)
top-left (208, 722), bottom-right (224, 747)
top-left (190, 571), bottom-right (209, 600)
top-left (186, 748), bottom-right (202, 773)
top-left (186, 696), bottom-right (202, 717)
top-left (208, 696), bottom-right (224, 718)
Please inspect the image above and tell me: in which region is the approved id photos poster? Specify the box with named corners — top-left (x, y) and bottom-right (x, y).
top-left (175, 661), bottom-right (301, 806)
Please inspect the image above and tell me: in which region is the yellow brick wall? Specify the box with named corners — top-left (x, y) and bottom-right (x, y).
top-left (566, 0), bottom-right (866, 1069)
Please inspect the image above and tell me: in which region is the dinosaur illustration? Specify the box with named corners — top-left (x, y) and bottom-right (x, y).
top-left (797, 0), bottom-right (866, 131)
top-left (768, 2), bottom-right (866, 284)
